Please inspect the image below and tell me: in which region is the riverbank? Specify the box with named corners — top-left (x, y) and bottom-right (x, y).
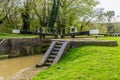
top-left (33, 37), bottom-right (120, 80)
top-left (0, 54), bottom-right (9, 60)
top-left (10, 66), bottom-right (47, 80)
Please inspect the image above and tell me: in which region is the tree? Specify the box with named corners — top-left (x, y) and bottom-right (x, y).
top-left (96, 10), bottom-right (115, 33)
top-left (56, 0), bottom-right (99, 34)
top-left (0, 0), bottom-right (99, 34)
top-left (48, 0), bottom-right (60, 33)
top-left (21, 0), bottom-right (31, 31)
top-left (0, 0), bottom-right (22, 32)
top-left (79, 8), bottom-right (104, 31)
top-left (33, 0), bottom-right (60, 33)
top-left (105, 11), bottom-right (115, 33)
top-left (32, 0), bottom-right (52, 32)
top-left (0, 0), bottom-right (10, 24)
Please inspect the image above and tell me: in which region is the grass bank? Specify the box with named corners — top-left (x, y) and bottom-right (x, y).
top-left (33, 37), bottom-right (120, 80)
top-left (0, 33), bottom-right (38, 39)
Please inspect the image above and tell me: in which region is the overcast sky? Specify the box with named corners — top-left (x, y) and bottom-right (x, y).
top-left (96, 0), bottom-right (120, 16)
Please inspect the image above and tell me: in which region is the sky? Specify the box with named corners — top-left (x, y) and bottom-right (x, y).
top-left (96, 0), bottom-right (120, 16)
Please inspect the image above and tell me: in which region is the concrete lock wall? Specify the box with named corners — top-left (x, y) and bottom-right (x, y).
top-left (70, 40), bottom-right (118, 48)
top-left (0, 38), bottom-right (42, 57)
top-left (0, 39), bottom-right (10, 54)
top-left (0, 38), bottom-right (118, 58)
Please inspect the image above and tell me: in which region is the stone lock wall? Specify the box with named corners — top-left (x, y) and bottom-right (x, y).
top-left (0, 39), bottom-right (10, 54)
top-left (0, 38), bottom-right (118, 58)
top-left (70, 40), bottom-right (118, 48)
top-left (0, 38), bottom-right (46, 58)
top-left (9, 38), bottom-right (42, 57)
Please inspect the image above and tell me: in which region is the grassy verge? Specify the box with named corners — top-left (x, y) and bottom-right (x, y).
top-left (0, 54), bottom-right (9, 59)
top-left (98, 37), bottom-right (120, 46)
top-left (0, 33), bottom-right (38, 39)
top-left (33, 37), bottom-right (120, 80)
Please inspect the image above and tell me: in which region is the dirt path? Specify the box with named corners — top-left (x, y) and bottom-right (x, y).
top-left (10, 66), bottom-right (47, 80)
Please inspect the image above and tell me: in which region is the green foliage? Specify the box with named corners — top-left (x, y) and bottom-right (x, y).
top-left (89, 23), bottom-right (108, 34)
top-left (30, 19), bottom-right (39, 31)
top-left (0, 33), bottom-right (38, 39)
top-left (0, 0), bottom-right (99, 33)
top-left (56, 0), bottom-right (99, 33)
top-left (33, 37), bottom-right (120, 80)
top-left (21, 0), bottom-right (31, 31)
top-left (105, 11), bottom-right (115, 33)
top-left (48, 0), bottom-right (60, 33)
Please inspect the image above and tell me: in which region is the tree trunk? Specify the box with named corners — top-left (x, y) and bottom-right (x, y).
top-left (48, 0), bottom-right (60, 34)
top-left (21, 8), bottom-right (30, 31)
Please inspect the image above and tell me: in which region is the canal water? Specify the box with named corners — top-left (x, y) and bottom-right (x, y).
top-left (0, 54), bottom-right (43, 80)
